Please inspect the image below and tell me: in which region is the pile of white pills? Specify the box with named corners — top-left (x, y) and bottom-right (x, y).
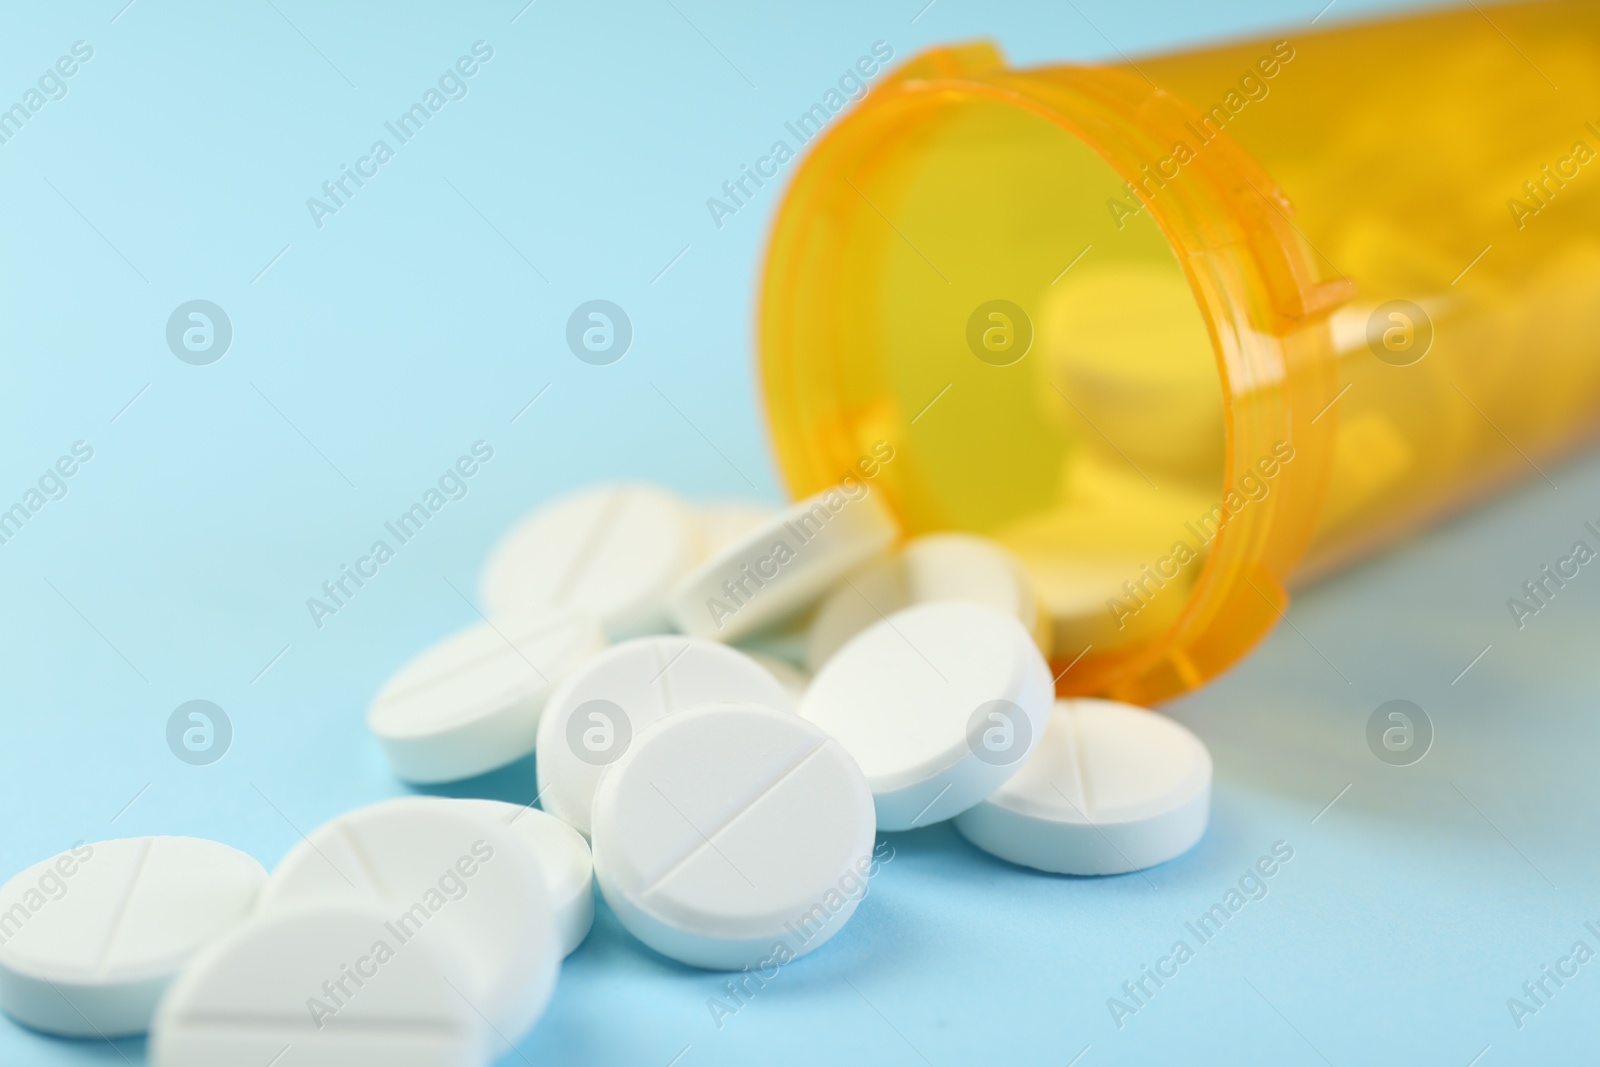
top-left (0, 480), bottom-right (1213, 1064)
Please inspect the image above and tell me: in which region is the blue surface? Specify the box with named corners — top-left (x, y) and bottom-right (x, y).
top-left (1, 1), bottom-right (1592, 1064)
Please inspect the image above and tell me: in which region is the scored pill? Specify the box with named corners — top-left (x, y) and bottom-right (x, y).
top-left (954, 698), bottom-right (1212, 875)
top-left (255, 797), bottom-right (560, 1046)
top-left (367, 608), bottom-right (604, 784)
top-left (150, 899), bottom-right (485, 1067)
top-left (479, 483), bottom-right (704, 638)
top-left (800, 601), bottom-right (1054, 831)
top-left (536, 636), bottom-right (795, 837)
top-left (667, 482), bottom-right (899, 643)
top-left (447, 799), bottom-right (595, 957)
top-left (590, 704), bottom-right (876, 970)
top-left (0, 837), bottom-right (265, 1038)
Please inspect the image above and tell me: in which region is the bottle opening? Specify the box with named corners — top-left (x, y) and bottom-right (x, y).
top-left (762, 74), bottom-right (1234, 693)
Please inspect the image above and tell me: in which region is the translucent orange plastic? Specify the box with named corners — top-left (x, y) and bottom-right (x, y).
top-left (759, 2), bottom-right (1600, 704)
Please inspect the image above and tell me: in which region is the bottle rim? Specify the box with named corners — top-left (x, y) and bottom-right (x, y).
top-left (759, 42), bottom-right (1350, 702)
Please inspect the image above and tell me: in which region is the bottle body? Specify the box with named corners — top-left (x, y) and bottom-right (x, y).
top-left (1129, 3), bottom-right (1600, 577)
top-left (759, 3), bottom-right (1600, 702)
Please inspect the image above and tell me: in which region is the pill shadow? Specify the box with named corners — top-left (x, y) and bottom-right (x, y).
top-left (1159, 449), bottom-right (1600, 869)
top-left (889, 819), bottom-right (1212, 887)
top-left (0, 1021), bottom-right (145, 1064)
top-left (1168, 602), bottom-right (1598, 832)
top-left (404, 749), bottom-right (542, 807)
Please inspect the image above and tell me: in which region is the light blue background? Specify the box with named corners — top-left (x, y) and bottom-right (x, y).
top-left (1, 1), bottom-right (1592, 1064)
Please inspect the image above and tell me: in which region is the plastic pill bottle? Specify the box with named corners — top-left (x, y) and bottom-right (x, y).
top-left (759, 1), bottom-right (1600, 704)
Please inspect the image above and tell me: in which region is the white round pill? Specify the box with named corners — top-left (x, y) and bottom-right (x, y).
top-left (368, 609), bottom-right (605, 784)
top-left (536, 636), bottom-right (795, 837)
top-left (480, 484), bottom-right (703, 637)
top-left (150, 899), bottom-right (485, 1067)
top-left (667, 483), bottom-right (899, 642)
top-left (954, 699), bottom-right (1211, 874)
top-left (448, 799), bottom-right (594, 957)
top-left (805, 533), bottom-right (1050, 672)
top-left (256, 797), bottom-right (559, 1044)
top-left (800, 602), bottom-right (1054, 831)
top-left (591, 704), bottom-right (876, 970)
top-left (0, 837), bottom-right (265, 1038)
